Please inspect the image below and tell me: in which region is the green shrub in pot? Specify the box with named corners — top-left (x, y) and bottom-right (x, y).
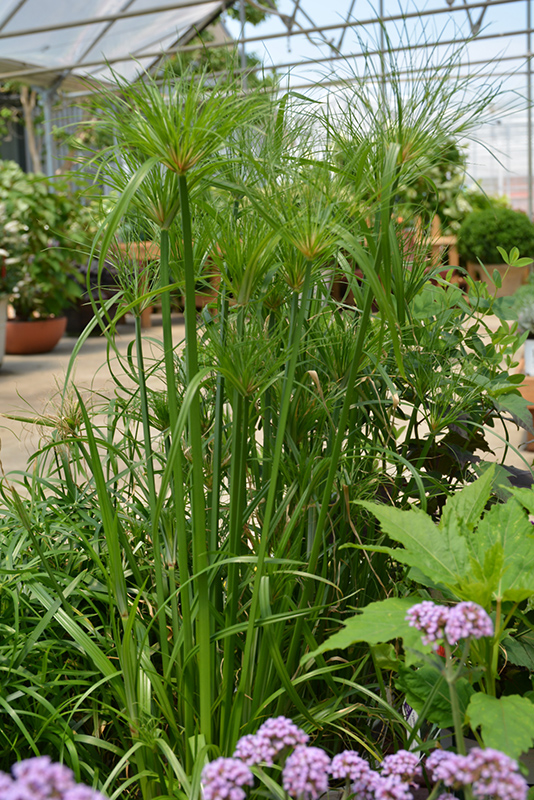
top-left (457, 206), bottom-right (534, 265)
top-left (0, 160), bottom-right (84, 320)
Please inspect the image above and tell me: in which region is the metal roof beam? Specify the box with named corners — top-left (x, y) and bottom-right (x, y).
top-left (0, 0), bottom-right (525, 83)
top-left (0, 0), bottom-right (223, 40)
top-left (206, 43), bottom-right (531, 79)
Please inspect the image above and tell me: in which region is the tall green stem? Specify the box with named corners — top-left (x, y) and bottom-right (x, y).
top-left (261, 313), bottom-right (276, 493)
top-left (134, 311), bottom-right (170, 681)
top-left (134, 314), bottom-right (157, 511)
top-left (178, 173), bottom-right (211, 743)
top-left (444, 642), bottom-right (466, 756)
top-left (285, 275), bottom-right (378, 673)
top-left (210, 287), bottom-right (228, 559)
top-left (158, 226), bottom-right (194, 758)
top-left (221, 386), bottom-right (249, 737)
top-left (229, 261), bottom-right (313, 742)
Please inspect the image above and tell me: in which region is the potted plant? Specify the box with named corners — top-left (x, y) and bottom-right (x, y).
top-left (0, 160), bottom-right (83, 354)
top-left (457, 206), bottom-right (534, 296)
top-left (0, 197), bottom-right (28, 365)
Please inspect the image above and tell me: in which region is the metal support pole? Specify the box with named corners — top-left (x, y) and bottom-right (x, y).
top-left (528, 0), bottom-right (533, 218)
top-left (379, 0), bottom-right (386, 98)
top-left (42, 88), bottom-right (55, 178)
top-left (240, 0), bottom-right (247, 91)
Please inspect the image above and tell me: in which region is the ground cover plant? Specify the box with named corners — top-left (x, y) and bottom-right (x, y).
top-left (0, 41), bottom-right (532, 800)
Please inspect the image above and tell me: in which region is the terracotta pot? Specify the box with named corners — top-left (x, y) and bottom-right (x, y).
top-left (5, 316), bottom-right (67, 355)
top-left (0, 295), bottom-right (7, 367)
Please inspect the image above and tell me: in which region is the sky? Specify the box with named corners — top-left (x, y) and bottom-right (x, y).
top-left (223, 0), bottom-right (533, 206)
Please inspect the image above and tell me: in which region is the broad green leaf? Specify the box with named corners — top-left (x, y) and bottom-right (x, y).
top-left (371, 643), bottom-right (400, 671)
top-left (473, 499), bottom-right (534, 601)
top-left (502, 632), bottom-right (534, 670)
top-left (441, 465), bottom-right (495, 532)
top-left (511, 487), bottom-right (534, 517)
top-left (309, 597), bottom-right (431, 666)
top-left (359, 502), bottom-right (468, 587)
top-left (453, 542), bottom-right (505, 608)
top-left (396, 665), bottom-right (474, 729)
top-left (467, 693), bottom-right (534, 759)
top-left (494, 392), bottom-right (534, 433)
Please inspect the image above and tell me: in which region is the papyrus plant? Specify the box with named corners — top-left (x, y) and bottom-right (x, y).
top-left (0, 38), bottom-right (525, 800)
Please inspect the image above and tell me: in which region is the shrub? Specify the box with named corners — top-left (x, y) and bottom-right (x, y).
top-left (457, 206), bottom-right (534, 264)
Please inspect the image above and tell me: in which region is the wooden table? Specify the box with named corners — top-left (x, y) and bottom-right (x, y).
top-left (116, 241), bottom-right (160, 328)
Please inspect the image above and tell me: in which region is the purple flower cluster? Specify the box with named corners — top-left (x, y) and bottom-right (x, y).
top-left (405, 601), bottom-right (450, 646)
top-left (233, 716), bottom-right (309, 766)
top-left (406, 601), bottom-right (493, 647)
top-left (0, 756), bottom-right (106, 800)
top-left (201, 758), bottom-right (254, 800)
top-left (381, 750), bottom-right (422, 784)
top-left (330, 750), bottom-right (372, 782)
top-left (426, 747), bottom-right (527, 800)
top-left (445, 602), bottom-right (494, 646)
top-left (203, 715), bottom-right (526, 800)
top-left (329, 750), bottom-right (418, 800)
top-left (371, 774), bottom-right (413, 800)
top-left (282, 746), bottom-right (331, 800)
top-left (330, 750), bottom-right (377, 800)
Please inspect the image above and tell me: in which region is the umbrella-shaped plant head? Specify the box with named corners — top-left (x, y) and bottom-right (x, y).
top-left (84, 62), bottom-right (270, 748)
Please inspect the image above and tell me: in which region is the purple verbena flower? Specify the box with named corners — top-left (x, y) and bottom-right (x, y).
top-left (11, 757), bottom-right (76, 797)
top-left (406, 602), bottom-right (450, 647)
top-left (0, 757), bottom-right (106, 800)
top-left (282, 745), bottom-right (330, 800)
top-left (444, 602), bottom-right (494, 645)
top-left (370, 774), bottom-right (413, 800)
top-left (233, 734), bottom-right (271, 766)
top-left (63, 788), bottom-right (108, 800)
top-left (233, 718), bottom-right (308, 767)
top-left (330, 750), bottom-right (371, 781)
top-left (425, 751), bottom-right (472, 789)
top-left (254, 717), bottom-right (309, 764)
top-left (201, 757), bottom-right (254, 800)
top-left (350, 767), bottom-right (382, 800)
top-left (0, 783), bottom-right (34, 800)
top-left (426, 748), bottom-right (527, 800)
top-left (330, 751), bottom-right (372, 782)
top-left (381, 750), bottom-right (422, 784)
top-left (436, 794), bottom-right (459, 800)
top-left (465, 748), bottom-right (527, 800)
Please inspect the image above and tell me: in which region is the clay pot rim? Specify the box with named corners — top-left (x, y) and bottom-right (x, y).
top-left (7, 315), bottom-right (67, 323)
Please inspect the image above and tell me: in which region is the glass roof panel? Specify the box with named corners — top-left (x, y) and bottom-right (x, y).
top-left (86, 57), bottom-right (160, 84)
top-left (2, 0), bottom-right (124, 30)
top-left (78, 4), bottom-right (221, 67)
top-left (0, 23), bottom-right (110, 68)
top-left (0, 0), bottom-right (225, 83)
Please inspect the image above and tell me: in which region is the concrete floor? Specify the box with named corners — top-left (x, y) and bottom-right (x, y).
top-left (0, 311), bottom-right (531, 481)
top-left (0, 314), bottom-right (186, 478)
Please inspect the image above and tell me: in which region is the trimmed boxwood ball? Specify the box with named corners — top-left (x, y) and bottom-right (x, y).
top-left (457, 206), bottom-right (534, 264)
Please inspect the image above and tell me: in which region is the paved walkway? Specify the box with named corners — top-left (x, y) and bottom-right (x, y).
top-left (0, 314), bottom-right (185, 477)
top-left (0, 312), bottom-right (531, 481)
